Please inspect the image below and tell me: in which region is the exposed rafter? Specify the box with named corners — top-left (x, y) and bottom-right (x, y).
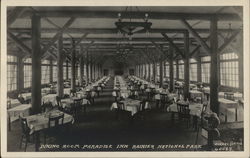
top-left (18, 10), bottom-right (241, 21)
top-left (161, 33), bottom-right (185, 58)
top-left (41, 17), bottom-right (76, 55)
top-left (180, 19), bottom-right (210, 54)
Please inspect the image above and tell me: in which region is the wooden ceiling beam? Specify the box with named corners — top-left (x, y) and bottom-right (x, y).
top-left (18, 10), bottom-right (241, 21)
top-left (180, 19), bottom-right (211, 54)
top-left (218, 30), bottom-right (241, 54)
top-left (9, 28), bottom-right (241, 34)
top-left (41, 17), bottom-right (76, 55)
top-left (161, 33), bottom-right (185, 58)
top-left (189, 34), bottom-right (211, 57)
top-left (7, 30), bottom-right (31, 55)
top-left (7, 7), bottom-right (26, 26)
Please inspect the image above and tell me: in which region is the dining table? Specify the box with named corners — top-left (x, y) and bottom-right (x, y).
top-left (7, 103), bottom-right (32, 131)
top-left (167, 101), bottom-right (203, 129)
top-left (189, 90), bottom-right (203, 102)
top-left (219, 98), bottom-right (239, 122)
top-left (111, 98), bottom-right (150, 116)
top-left (42, 94), bottom-right (58, 106)
top-left (19, 92), bottom-right (32, 101)
top-left (25, 110), bottom-right (74, 151)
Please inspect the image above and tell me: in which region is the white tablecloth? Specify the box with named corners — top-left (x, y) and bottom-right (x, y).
top-left (8, 104), bottom-right (32, 122)
top-left (42, 94), bottom-right (58, 106)
top-left (167, 102), bottom-right (203, 117)
top-left (25, 110), bottom-right (74, 134)
top-left (111, 99), bottom-right (150, 116)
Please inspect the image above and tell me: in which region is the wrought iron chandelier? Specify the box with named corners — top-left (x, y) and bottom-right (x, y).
top-left (115, 7), bottom-right (152, 41)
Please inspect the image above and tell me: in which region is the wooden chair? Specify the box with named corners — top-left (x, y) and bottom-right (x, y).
top-left (44, 113), bottom-right (64, 144)
top-left (7, 100), bottom-right (11, 109)
top-left (70, 89), bottom-right (77, 97)
top-left (72, 98), bottom-right (83, 119)
top-left (41, 102), bottom-right (53, 113)
top-left (224, 92), bottom-right (234, 101)
top-left (137, 99), bottom-right (150, 120)
top-left (115, 101), bottom-right (127, 120)
top-left (177, 103), bottom-right (191, 128)
top-left (19, 116), bottom-right (33, 151)
top-left (18, 97), bottom-right (26, 104)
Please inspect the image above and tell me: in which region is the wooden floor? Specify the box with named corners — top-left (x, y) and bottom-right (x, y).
top-left (7, 77), bottom-right (243, 152)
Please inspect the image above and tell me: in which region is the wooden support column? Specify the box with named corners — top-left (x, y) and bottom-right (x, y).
top-left (183, 31), bottom-right (190, 100)
top-left (86, 51), bottom-right (89, 84)
top-left (153, 62), bottom-right (156, 82)
top-left (163, 61), bottom-right (166, 78)
top-left (210, 16), bottom-right (219, 114)
top-left (71, 39), bottom-right (76, 90)
top-left (57, 35), bottom-right (64, 97)
top-left (79, 55), bottom-right (84, 86)
top-left (148, 63), bottom-right (151, 81)
top-left (138, 64), bottom-right (141, 78)
top-left (196, 53), bottom-right (202, 83)
top-left (49, 59), bottom-right (53, 83)
top-left (169, 45), bottom-right (174, 92)
top-left (176, 60), bottom-right (179, 80)
top-left (66, 60), bottom-right (69, 80)
top-left (159, 59), bottom-right (163, 88)
top-left (90, 56), bottom-right (93, 81)
top-left (31, 14), bottom-right (41, 114)
top-left (75, 63), bottom-right (78, 81)
top-left (17, 55), bottom-right (24, 92)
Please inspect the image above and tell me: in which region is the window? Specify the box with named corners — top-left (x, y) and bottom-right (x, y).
top-left (150, 63), bottom-right (153, 79)
top-left (53, 66), bottom-right (57, 82)
top-left (190, 58), bottom-right (197, 81)
top-left (7, 55), bottom-right (17, 91)
top-left (165, 61), bottom-right (169, 77)
top-left (156, 62), bottom-right (160, 81)
top-left (68, 66), bottom-right (72, 79)
top-left (24, 65), bottom-right (32, 88)
top-left (201, 56), bottom-right (210, 83)
top-left (173, 61), bottom-right (176, 79)
top-left (178, 60), bottom-right (184, 80)
top-left (63, 66), bottom-right (67, 80)
top-left (24, 58), bottom-right (32, 88)
top-left (220, 52), bottom-right (239, 88)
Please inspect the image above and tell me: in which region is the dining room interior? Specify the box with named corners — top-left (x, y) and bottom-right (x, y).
top-left (5, 6), bottom-right (244, 152)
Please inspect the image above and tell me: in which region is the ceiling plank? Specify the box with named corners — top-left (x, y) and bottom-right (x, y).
top-left (180, 19), bottom-right (211, 54)
top-left (41, 17), bottom-right (76, 55)
top-left (161, 33), bottom-right (185, 58)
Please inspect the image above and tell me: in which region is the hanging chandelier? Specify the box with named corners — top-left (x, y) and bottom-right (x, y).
top-left (115, 7), bottom-right (152, 41)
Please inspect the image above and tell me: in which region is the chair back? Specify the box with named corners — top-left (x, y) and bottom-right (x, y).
top-left (42, 102), bottom-right (53, 113)
top-left (19, 116), bottom-right (30, 136)
top-left (139, 100), bottom-right (149, 111)
top-left (224, 92), bottom-right (234, 101)
top-left (73, 98), bottom-right (83, 110)
top-left (7, 100), bottom-right (11, 109)
top-left (18, 97), bottom-right (26, 104)
top-left (116, 101), bottom-right (125, 110)
top-left (70, 89), bottom-right (76, 97)
top-left (177, 103), bottom-right (190, 115)
top-left (56, 96), bottom-right (62, 107)
top-left (48, 113), bottom-right (64, 128)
